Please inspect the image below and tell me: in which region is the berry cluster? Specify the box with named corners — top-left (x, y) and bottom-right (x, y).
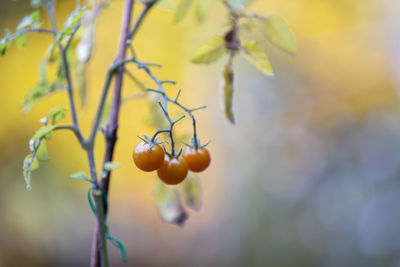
top-left (133, 138), bottom-right (210, 185)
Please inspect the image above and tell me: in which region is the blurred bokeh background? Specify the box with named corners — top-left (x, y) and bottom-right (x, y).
top-left (1, 0), bottom-right (400, 266)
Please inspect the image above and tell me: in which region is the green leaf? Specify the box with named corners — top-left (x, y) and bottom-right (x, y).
top-left (228, 0), bottom-right (253, 9)
top-left (26, 154), bottom-right (39, 171)
top-left (36, 140), bottom-right (49, 161)
top-left (23, 154), bottom-right (40, 190)
top-left (0, 38), bottom-right (9, 55)
top-left (261, 14), bottom-right (296, 54)
top-left (17, 11), bottom-right (41, 30)
top-left (49, 7), bottom-right (84, 58)
top-left (30, 0), bottom-right (49, 7)
top-left (22, 81), bottom-right (54, 111)
top-left (191, 36), bottom-right (226, 64)
top-left (70, 172), bottom-right (90, 181)
top-left (182, 174), bottom-right (202, 211)
top-left (242, 41), bottom-right (274, 76)
top-left (194, 0), bottom-right (213, 24)
top-left (154, 180), bottom-right (188, 226)
top-left (104, 162), bottom-right (120, 171)
top-left (0, 29), bottom-right (11, 56)
top-left (32, 126), bottom-right (56, 141)
top-left (174, 0), bottom-right (194, 23)
top-left (30, 0), bottom-right (41, 7)
top-left (46, 106), bottom-right (67, 125)
top-left (157, 0), bottom-right (176, 10)
top-left (64, 7), bottom-right (85, 33)
top-left (22, 66), bottom-right (65, 111)
top-left (16, 34), bottom-right (27, 47)
top-left (221, 64), bottom-right (235, 123)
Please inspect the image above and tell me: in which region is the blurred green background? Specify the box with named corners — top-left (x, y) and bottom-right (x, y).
top-left (1, 0), bottom-right (400, 266)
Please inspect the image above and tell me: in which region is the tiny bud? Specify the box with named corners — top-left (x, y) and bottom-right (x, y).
top-left (29, 139), bottom-right (35, 151)
top-left (39, 118), bottom-right (47, 125)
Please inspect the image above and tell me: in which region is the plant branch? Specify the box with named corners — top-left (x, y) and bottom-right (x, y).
top-left (88, 68), bottom-right (115, 145)
top-left (157, 102), bottom-right (186, 156)
top-left (60, 47), bottom-right (82, 137)
top-left (92, 189), bottom-right (109, 267)
top-left (7, 28), bottom-right (56, 40)
top-left (127, 1), bottom-right (156, 40)
top-left (147, 88), bottom-right (206, 148)
top-left (91, 0), bottom-right (136, 266)
top-left (87, 149), bottom-right (98, 183)
top-left (45, 0), bottom-right (83, 143)
top-left (124, 69), bottom-right (147, 91)
top-left (46, 0), bottom-right (59, 32)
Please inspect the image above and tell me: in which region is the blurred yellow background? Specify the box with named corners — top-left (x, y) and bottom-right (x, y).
top-left (1, 0), bottom-right (400, 266)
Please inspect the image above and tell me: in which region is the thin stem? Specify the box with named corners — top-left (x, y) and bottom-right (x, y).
top-left (88, 57), bottom-right (157, 144)
top-left (157, 102), bottom-right (186, 156)
top-left (92, 189), bottom-right (109, 267)
top-left (87, 149), bottom-right (98, 183)
top-left (124, 69), bottom-right (147, 91)
top-left (138, 56), bottom-right (207, 148)
top-left (128, 1), bottom-right (156, 40)
top-left (88, 57), bottom-right (152, 144)
top-left (45, 0), bottom-right (83, 142)
top-left (150, 129), bottom-right (171, 142)
top-left (91, 0), bottom-right (136, 266)
top-left (88, 69), bottom-right (114, 144)
top-left (147, 88), bottom-right (206, 148)
top-left (221, 0), bottom-right (236, 14)
top-left (46, 0), bottom-right (58, 32)
top-left (7, 28), bottom-right (56, 39)
top-left (60, 47), bottom-right (82, 135)
top-left (54, 124), bottom-right (77, 131)
top-left (65, 24), bottom-right (81, 49)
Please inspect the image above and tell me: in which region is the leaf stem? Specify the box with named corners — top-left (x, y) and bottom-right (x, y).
top-left (7, 28), bottom-right (56, 40)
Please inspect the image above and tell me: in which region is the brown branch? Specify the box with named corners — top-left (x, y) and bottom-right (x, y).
top-left (90, 0), bottom-right (135, 266)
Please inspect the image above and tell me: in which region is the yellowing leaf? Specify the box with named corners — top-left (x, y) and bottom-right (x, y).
top-left (17, 11), bottom-right (41, 30)
top-left (191, 36), bottom-right (226, 64)
top-left (154, 180), bottom-right (188, 226)
top-left (182, 174), bottom-right (202, 211)
top-left (23, 154), bottom-right (40, 190)
top-left (36, 140), bottom-right (49, 161)
top-left (46, 106), bottom-right (67, 125)
top-left (157, 0), bottom-right (175, 10)
top-left (228, 0), bottom-right (253, 9)
top-left (262, 14), bottom-right (296, 54)
top-left (242, 41), bottom-right (274, 76)
top-left (32, 126), bottom-right (56, 141)
top-left (16, 35), bottom-right (27, 47)
top-left (174, 0), bottom-right (194, 23)
top-left (194, 0), bottom-right (213, 24)
top-left (221, 64), bottom-right (235, 123)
